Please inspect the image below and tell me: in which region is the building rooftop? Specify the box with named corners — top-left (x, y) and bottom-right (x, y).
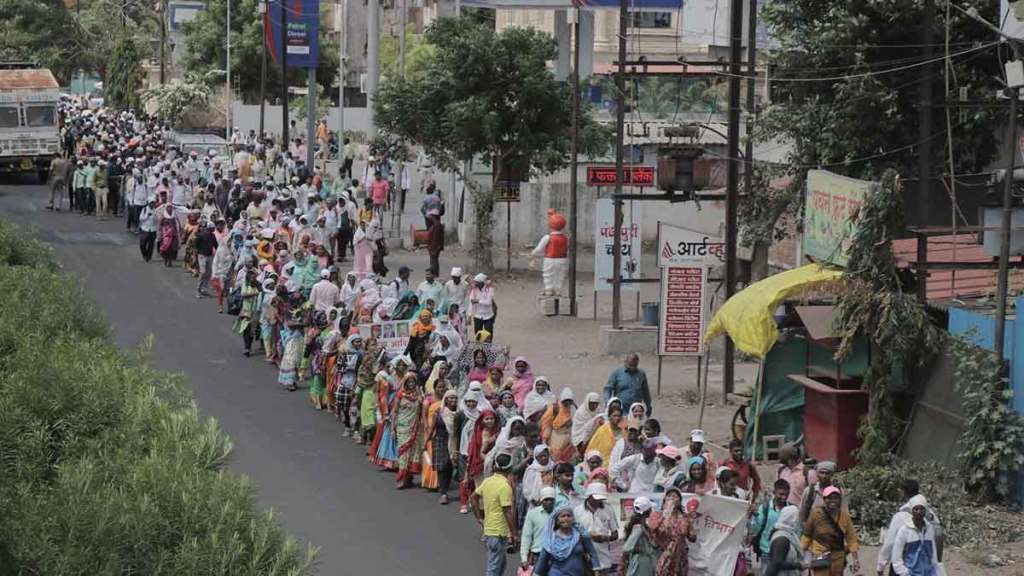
top-left (892, 233), bottom-right (1024, 301)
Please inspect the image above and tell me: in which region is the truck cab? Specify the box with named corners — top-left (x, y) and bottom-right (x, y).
top-left (0, 69), bottom-right (61, 181)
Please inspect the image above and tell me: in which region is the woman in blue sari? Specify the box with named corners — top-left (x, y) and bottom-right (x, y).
top-left (533, 506), bottom-right (600, 576)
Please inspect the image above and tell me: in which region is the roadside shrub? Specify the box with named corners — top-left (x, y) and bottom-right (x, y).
top-left (0, 221), bottom-right (316, 575)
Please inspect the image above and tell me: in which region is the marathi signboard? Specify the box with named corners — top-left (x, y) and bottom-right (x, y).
top-left (357, 320), bottom-right (412, 354)
top-left (587, 166), bottom-right (655, 187)
top-left (657, 222), bottom-right (725, 268)
top-left (264, 0), bottom-right (320, 69)
top-left (594, 198), bottom-right (641, 292)
top-left (802, 169), bottom-right (875, 267)
top-left (660, 266), bottom-right (707, 356)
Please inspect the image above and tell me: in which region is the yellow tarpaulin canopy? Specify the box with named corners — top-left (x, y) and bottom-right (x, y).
top-left (704, 264), bottom-right (843, 359)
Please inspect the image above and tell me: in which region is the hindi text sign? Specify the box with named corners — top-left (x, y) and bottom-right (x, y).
top-left (659, 266), bottom-right (707, 356)
top-left (594, 198), bottom-right (641, 292)
top-left (657, 221), bottom-right (725, 268)
top-left (802, 169), bottom-right (875, 267)
top-left (587, 166), bottom-right (655, 187)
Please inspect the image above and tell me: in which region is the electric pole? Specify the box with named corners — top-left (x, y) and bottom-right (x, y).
top-left (723, 0), bottom-right (744, 399)
top-left (611, 0), bottom-right (627, 329)
top-left (281, 0), bottom-right (289, 148)
top-left (568, 6), bottom-right (581, 316)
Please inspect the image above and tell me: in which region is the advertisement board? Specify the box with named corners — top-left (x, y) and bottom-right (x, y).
top-left (659, 266), bottom-right (707, 356)
top-left (802, 169), bottom-right (875, 267)
top-left (264, 0), bottom-right (320, 69)
top-left (657, 221), bottom-right (725, 268)
top-left (594, 198), bottom-right (641, 292)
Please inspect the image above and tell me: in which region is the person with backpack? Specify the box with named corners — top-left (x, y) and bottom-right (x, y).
top-left (748, 479), bottom-right (791, 566)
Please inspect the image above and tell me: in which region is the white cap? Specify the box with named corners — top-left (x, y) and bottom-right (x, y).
top-left (690, 429), bottom-right (706, 443)
top-left (633, 496), bottom-right (654, 514)
top-left (474, 273), bottom-right (487, 283)
top-left (451, 267), bottom-right (463, 277)
top-left (585, 483), bottom-right (608, 501)
top-left (539, 486), bottom-right (557, 501)
top-left (320, 269), bottom-right (330, 278)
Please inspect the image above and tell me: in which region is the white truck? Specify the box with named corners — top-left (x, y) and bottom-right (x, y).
top-left (0, 68), bottom-right (60, 181)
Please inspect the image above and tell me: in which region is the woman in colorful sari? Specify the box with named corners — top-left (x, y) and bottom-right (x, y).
top-left (306, 310), bottom-right (331, 410)
top-left (181, 210), bottom-right (201, 275)
top-left (277, 308), bottom-right (305, 391)
top-left (523, 376), bottom-right (556, 424)
top-left (572, 392), bottom-right (604, 457)
top-left (464, 408), bottom-right (500, 508)
top-left (425, 389), bottom-right (459, 504)
top-left (352, 219), bottom-right (375, 278)
top-left (586, 402), bottom-right (625, 465)
top-left (259, 279), bottom-right (281, 362)
top-left (322, 308), bottom-right (344, 413)
top-left (370, 355), bottom-right (408, 469)
top-left (234, 268), bottom-right (261, 356)
top-left (157, 203), bottom-right (180, 267)
top-left (392, 291), bottom-right (420, 321)
top-left (334, 333), bottom-right (363, 430)
top-left (496, 389), bottom-right (519, 425)
top-left (509, 356), bottom-right (536, 409)
top-left (541, 387), bottom-right (577, 464)
top-left (482, 365), bottom-right (505, 400)
top-left (522, 443), bottom-right (555, 506)
top-left (648, 487), bottom-right (696, 576)
top-left (455, 386), bottom-right (485, 513)
top-left (406, 309), bottom-right (435, 369)
top-left (419, 374), bottom-right (449, 491)
top-left (486, 415), bottom-right (528, 476)
top-left (424, 359), bottom-right (451, 397)
top-left (466, 348), bottom-right (490, 385)
top-left (393, 372), bottom-right (425, 489)
top-left (356, 340), bottom-right (384, 445)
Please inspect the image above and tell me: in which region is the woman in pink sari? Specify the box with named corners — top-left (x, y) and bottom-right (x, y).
top-left (352, 220), bottom-right (375, 278)
top-left (157, 204), bottom-right (180, 267)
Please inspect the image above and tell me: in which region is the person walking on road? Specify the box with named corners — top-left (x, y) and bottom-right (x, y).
top-left (469, 273), bottom-right (496, 340)
top-left (471, 452), bottom-right (518, 576)
top-left (47, 155), bottom-right (70, 211)
top-left (138, 199), bottom-right (158, 262)
top-left (195, 221), bottom-right (217, 298)
top-left (426, 213), bottom-right (444, 277)
top-left (604, 354), bottom-right (652, 418)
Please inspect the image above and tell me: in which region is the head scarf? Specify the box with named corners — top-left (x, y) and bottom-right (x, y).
top-left (769, 505), bottom-right (802, 552)
top-left (542, 506), bottom-right (582, 562)
top-left (523, 377), bottom-right (556, 420)
top-left (467, 409), bottom-right (500, 477)
top-left (411, 309), bottom-right (435, 337)
top-left (425, 359), bottom-right (448, 396)
top-left (440, 389), bottom-right (459, 437)
top-left (485, 415), bottom-right (527, 475)
top-left (572, 392), bottom-right (604, 446)
top-left (628, 402), bottom-right (647, 421)
top-left (458, 387), bottom-right (487, 454)
top-left (374, 296), bottom-right (399, 322)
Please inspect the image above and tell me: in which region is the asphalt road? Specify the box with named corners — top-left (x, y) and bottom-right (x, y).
top-left (0, 178), bottom-right (487, 575)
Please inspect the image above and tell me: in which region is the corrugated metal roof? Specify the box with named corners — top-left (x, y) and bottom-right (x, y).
top-left (892, 234), bottom-right (1024, 300)
top-left (0, 69), bottom-right (59, 90)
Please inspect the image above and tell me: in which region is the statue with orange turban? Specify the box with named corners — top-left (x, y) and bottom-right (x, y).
top-left (530, 208), bottom-right (569, 296)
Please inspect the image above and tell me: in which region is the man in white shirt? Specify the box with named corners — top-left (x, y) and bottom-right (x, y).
top-left (443, 267), bottom-right (469, 314)
top-left (610, 439), bottom-right (659, 493)
top-left (469, 273), bottom-right (496, 338)
top-left (308, 269), bottom-right (341, 313)
top-left (573, 483), bottom-right (620, 574)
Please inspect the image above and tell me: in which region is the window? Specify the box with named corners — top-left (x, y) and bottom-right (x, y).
top-left (628, 11), bottom-right (672, 29)
top-left (24, 105), bottom-right (55, 127)
top-left (0, 106), bottom-right (18, 128)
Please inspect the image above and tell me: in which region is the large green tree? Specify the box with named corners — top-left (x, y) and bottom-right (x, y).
top-left (106, 37), bottom-right (144, 112)
top-left (181, 0), bottom-right (339, 105)
top-left (375, 16), bottom-right (610, 271)
top-left (0, 0), bottom-right (157, 84)
top-left (742, 0), bottom-right (1004, 261)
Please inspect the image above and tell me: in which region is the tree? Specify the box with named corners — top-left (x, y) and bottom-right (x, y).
top-left (375, 16), bottom-right (611, 271)
top-left (182, 0), bottom-right (339, 104)
top-left (380, 23), bottom-right (435, 82)
top-left (743, 0), bottom-right (1004, 258)
top-left (142, 71), bottom-right (222, 127)
top-left (106, 37), bottom-right (144, 112)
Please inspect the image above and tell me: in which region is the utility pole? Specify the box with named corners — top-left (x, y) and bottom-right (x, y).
top-left (226, 0), bottom-right (232, 141)
top-left (918, 0), bottom-right (935, 293)
top-left (742, 0), bottom-right (756, 214)
top-left (307, 69), bottom-right (316, 168)
top-left (367, 0), bottom-right (380, 137)
top-left (259, 0), bottom-right (267, 138)
top-left (398, 0), bottom-right (407, 79)
top-left (337, 0), bottom-right (346, 149)
top-left (281, 0), bottom-right (289, 148)
top-left (996, 87), bottom-right (1019, 361)
top-left (723, 0), bottom-right (744, 399)
top-left (611, 0), bottom-right (627, 329)
top-left (568, 6), bottom-right (581, 316)
top-left (159, 0), bottom-right (167, 84)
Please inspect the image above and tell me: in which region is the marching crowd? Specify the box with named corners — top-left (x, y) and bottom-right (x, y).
top-left (48, 98), bottom-right (946, 576)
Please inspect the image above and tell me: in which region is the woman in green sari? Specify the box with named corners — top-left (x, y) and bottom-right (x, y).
top-left (356, 337), bottom-right (383, 445)
top-left (393, 372), bottom-right (425, 489)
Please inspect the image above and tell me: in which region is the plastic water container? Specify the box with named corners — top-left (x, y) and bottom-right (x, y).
top-left (641, 302), bottom-right (659, 326)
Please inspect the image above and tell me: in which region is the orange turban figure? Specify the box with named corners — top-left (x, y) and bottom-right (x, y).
top-left (531, 208), bottom-right (570, 296)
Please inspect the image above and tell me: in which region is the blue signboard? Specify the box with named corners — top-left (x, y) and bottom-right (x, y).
top-left (264, 0), bottom-right (320, 69)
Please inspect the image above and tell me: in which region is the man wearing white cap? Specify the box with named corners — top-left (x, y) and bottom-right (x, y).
top-left (574, 483), bottom-right (620, 574)
top-left (683, 428), bottom-right (716, 474)
top-left (443, 267), bottom-right (469, 315)
top-left (520, 486), bottom-right (557, 569)
top-left (308, 268), bottom-right (340, 313)
top-left (469, 273), bottom-right (496, 338)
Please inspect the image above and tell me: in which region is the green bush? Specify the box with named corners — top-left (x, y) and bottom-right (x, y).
top-left (0, 222), bottom-right (316, 575)
top-left (835, 458), bottom-right (1023, 548)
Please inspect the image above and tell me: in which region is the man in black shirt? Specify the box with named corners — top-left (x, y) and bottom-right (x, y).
top-left (195, 221), bottom-right (217, 298)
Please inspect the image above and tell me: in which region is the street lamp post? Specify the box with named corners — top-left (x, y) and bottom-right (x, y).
top-left (226, 0), bottom-right (232, 141)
